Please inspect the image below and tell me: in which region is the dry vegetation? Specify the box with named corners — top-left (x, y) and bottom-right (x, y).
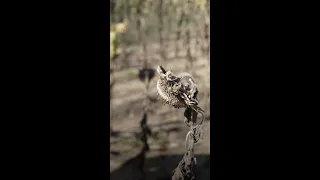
top-left (110, 0), bottom-right (210, 179)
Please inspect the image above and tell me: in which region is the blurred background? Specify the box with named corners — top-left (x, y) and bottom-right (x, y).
top-left (110, 0), bottom-right (210, 179)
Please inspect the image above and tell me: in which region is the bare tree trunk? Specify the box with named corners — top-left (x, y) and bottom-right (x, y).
top-left (175, 10), bottom-right (185, 57)
top-left (185, 16), bottom-right (193, 73)
top-left (203, 1), bottom-right (210, 61)
top-left (158, 0), bottom-right (166, 60)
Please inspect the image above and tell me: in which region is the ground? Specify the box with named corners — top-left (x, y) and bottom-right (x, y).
top-left (110, 39), bottom-right (210, 180)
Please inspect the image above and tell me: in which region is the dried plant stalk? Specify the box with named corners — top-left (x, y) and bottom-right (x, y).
top-left (156, 65), bottom-right (205, 180)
